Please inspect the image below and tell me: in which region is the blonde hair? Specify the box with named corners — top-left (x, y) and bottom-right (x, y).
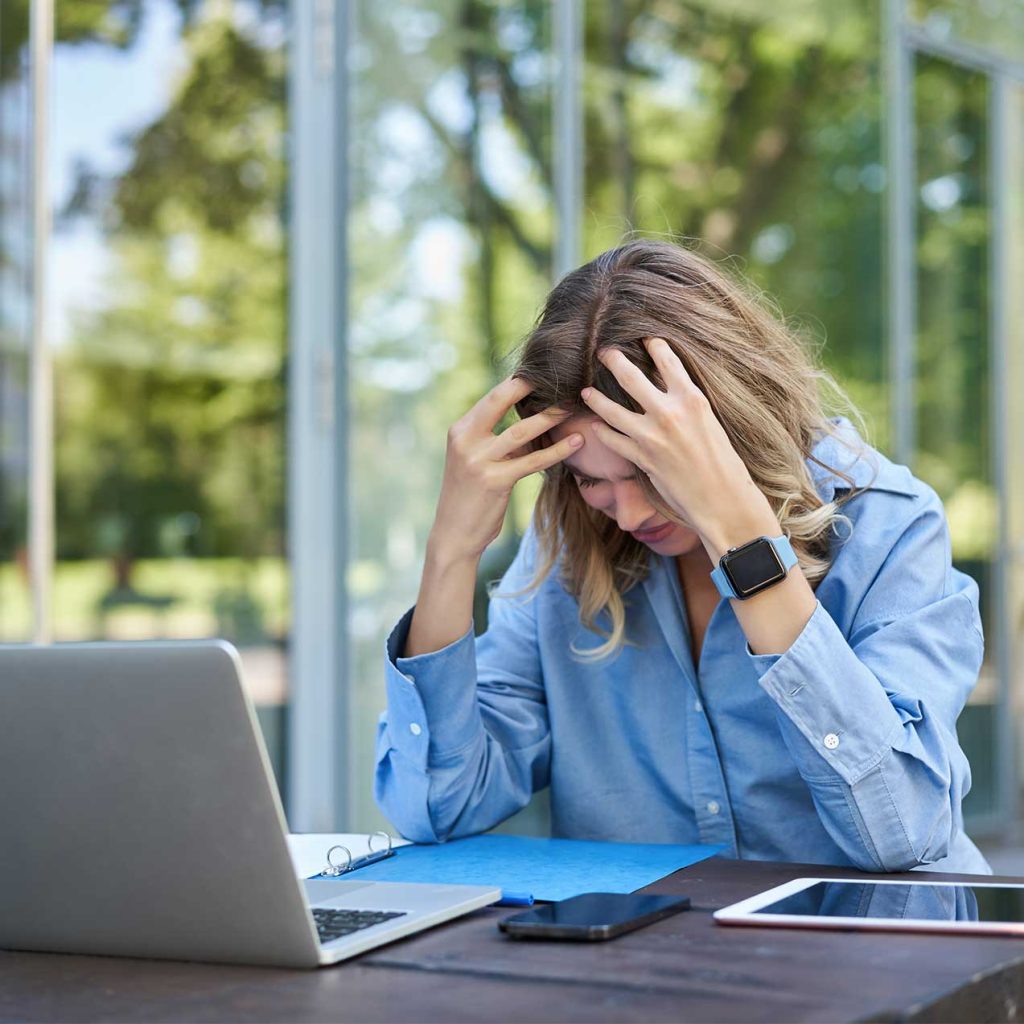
top-left (510, 239), bottom-right (867, 660)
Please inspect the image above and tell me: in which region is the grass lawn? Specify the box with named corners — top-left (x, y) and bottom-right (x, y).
top-left (0, 557), bottom-right (289, 643)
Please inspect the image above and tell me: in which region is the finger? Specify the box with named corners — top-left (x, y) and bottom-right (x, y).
top-left (597, 348), bottom-right (665, 409)
top-left (589, 419), bottom-right (647, 469)
top-left (644, 336), bottom-right (697, 393)
top-left (581, 386), bottom-right (644, 436)
top-left (463, 376), bottom-right (534, 434)
top-left (490, 407), bottom-right (572, 460)
top-left (506, 431), bottom-right (585, 480)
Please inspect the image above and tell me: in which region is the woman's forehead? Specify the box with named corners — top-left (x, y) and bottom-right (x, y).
top-left (549, 414), bottom-right (636, 479)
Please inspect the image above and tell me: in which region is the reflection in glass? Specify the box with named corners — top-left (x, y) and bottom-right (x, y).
top-left (0, 1), bottom-right (32, 640)
top-left (913, 56), bottom-right (995, 818)
top-left (755, 881), bottom-right (981, 922)
top-left (909, 0), bottom-right (1024, 68)
top-left (583, 0), bottom-right (888, 443)
top-left (353, 1), bottom-right (1015, 837)
top-left (50, 1), bottom-right (290, 792)
top-left (348, 0), bottom-right (555, 828)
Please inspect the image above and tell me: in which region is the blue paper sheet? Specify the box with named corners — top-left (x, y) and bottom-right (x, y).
top-left (337, 834), bottom-right (722, 902)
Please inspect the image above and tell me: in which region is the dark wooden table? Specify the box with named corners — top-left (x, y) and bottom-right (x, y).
top-left (4, 857), bottom-right (1024, 1023)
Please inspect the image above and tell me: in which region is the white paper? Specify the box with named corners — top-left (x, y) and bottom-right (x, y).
top-left (286, 832), bottom-right (410, 881)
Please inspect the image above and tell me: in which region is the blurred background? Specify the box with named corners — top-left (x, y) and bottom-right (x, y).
top-left (2, 0), bottom-right (1022, 860)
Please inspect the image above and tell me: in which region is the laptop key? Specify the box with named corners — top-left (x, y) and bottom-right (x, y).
top-left (312, 907), bottom-right (408, 944)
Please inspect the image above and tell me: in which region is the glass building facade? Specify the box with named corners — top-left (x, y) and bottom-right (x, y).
top-left (4, 0), bottom-right (1023, 839)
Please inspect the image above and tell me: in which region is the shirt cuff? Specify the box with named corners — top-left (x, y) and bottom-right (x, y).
top-left (383, 606), bottom-right (483, 763)
top-left (746, 600), bottom-right (902, 785)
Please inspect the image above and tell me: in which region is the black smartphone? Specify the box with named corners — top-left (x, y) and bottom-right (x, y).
top-left (498, 892), bottom-right (691, 941)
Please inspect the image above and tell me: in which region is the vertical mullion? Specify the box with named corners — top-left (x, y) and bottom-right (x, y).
top-left (989, 72), bottom-right (1015, 832)
top-left (287, 0), bottom-right (342, 830)
top-left (885, 0), bottom-right (915, 465)
top-left (553, 0), bottom-right (582, 279)
top-left (29, 0), bottom-right (54, 644)
top-left (332, 0), bottom-right (351, 831)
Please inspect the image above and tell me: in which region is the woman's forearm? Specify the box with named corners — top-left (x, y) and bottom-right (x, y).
top-left (402, 377), bottom-right (583, 659)
top-left (403, 538), bottom-right (481, 657)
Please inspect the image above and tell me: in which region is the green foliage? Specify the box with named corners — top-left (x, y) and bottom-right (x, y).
top-left (2, 0), bottom-right (139, 83)
top-left (56, 3), bottom-right (286, 561)
top-left (2, 0), bottom-right (284, 81)
top-left (50, 0), bottom-right (991, 574)
top-left (913, 55), bottom-right (991, 520)
top-left (581, 0), bottom-right (888, 439)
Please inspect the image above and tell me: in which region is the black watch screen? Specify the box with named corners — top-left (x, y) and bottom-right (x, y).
top-left (721, 537), bottom-right (788, 599)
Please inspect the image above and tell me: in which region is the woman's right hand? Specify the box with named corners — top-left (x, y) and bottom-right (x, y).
top-left (428, 376), bottom-right (584, 563)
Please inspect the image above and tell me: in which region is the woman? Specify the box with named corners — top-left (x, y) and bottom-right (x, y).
top-left (375, 239), bottom-right (990, 874)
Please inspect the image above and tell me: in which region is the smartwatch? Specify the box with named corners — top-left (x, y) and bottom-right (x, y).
top-left (710, 535), bottom-right (798, 601)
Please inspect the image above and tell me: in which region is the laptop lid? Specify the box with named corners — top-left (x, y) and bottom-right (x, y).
top-left (0, 641), bottom-right (321, 968)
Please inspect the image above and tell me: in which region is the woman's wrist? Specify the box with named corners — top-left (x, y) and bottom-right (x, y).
top-left (425, 529), bottom-right (486, 571)
top-left (405, 543), bottom-right (480, 659)
top-left (698, 501), bottom-right (815, 656)
top-left (700, 502), bottom-right (783, 565)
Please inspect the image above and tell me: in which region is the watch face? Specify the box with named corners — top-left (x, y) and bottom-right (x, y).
top-left (722, 538), bottom-right (786, 598)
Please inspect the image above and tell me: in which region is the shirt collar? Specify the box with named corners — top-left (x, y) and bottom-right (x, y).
top-left (808, 417), bottom-right (916, 504)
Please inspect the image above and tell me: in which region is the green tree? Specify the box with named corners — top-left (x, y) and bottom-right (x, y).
top-left (56, 2), bottom-right (287, 570)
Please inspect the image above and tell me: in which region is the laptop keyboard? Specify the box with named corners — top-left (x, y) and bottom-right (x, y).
top-left (312, 907), bottom-right (408, 944)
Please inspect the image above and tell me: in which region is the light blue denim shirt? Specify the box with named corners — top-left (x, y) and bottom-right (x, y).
top-left (375, 421), bottom-right (991, 874)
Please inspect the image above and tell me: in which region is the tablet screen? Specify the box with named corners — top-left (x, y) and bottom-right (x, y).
top-left (751, 881), bottom-right (1024, 924)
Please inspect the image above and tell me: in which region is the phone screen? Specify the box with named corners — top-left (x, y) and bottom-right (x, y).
top-left (500, 892), bottom-right (690, 940)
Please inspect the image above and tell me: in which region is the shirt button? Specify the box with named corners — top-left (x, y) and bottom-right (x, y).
top-left (824, 733), bottom-right (840, 750)
top-left (694, 700), bottom-right (703, 713)
top-left (409, 723), bottom-right (423, 736)
top-left (706, 800), bottom-right (720, 815)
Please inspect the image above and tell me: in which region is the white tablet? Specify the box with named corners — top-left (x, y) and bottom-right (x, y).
top-left (714, 877), bottom-right (1024, 936)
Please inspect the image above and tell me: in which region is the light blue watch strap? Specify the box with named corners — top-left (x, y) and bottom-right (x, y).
top-left (710, 535), bottom-right (797, 600)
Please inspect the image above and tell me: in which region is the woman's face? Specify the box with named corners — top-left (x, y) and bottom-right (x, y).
top-left (548, 414), bottom-right (703, 557)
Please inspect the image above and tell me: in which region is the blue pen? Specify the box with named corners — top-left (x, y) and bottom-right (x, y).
top-left (497, 891), bottom-right (534, 907)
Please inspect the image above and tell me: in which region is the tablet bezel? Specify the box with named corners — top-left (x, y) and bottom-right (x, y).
top-left (714, 876), bottom-right (1024, 936)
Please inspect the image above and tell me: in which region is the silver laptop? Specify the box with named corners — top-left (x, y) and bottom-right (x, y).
top-left (0, 640), bottom-right (499, 968)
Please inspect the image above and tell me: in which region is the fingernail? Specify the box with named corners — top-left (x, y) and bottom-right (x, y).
top-left (569, 434), bottom-right (584, 448)
top-left (581, 387), bottom-right (592, 400)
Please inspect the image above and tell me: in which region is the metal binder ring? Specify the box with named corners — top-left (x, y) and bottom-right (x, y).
top-left (324, 845), bottom-right (352, 877)
top-left (369, 831), bottom-right (392, 855)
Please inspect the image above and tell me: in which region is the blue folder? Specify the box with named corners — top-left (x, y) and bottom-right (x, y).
top-left (337, 834), bottom-right (722, 903)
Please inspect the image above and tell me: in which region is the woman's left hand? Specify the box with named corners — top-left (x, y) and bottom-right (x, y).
top-left (582, 337), bottom-right (780, 558)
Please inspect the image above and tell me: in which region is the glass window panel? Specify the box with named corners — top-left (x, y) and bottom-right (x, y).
top-left (909, 0), bottom-right (1024, 68)
top-left (348, 0), bottom-right (555, 829)
top-left (913, 55), bottom-right (995, 819)
top-left (0, 0), bottom-right (32, 641)
top-left (50, 0), bottom-right (291, 794)
top-left (1005, 83), bottom-right (1024, 826)
top-left (583, 0), bottom-right (888, 445)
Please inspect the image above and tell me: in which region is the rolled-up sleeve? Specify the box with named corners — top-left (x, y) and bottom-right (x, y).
top-left (374, 529), bottom-right (552, 842)
top-left (747, 491), bottom-right (983, 872)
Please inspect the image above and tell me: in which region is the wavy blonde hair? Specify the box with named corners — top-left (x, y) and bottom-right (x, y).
top-left (510, 239), bottom-right (868, 660)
